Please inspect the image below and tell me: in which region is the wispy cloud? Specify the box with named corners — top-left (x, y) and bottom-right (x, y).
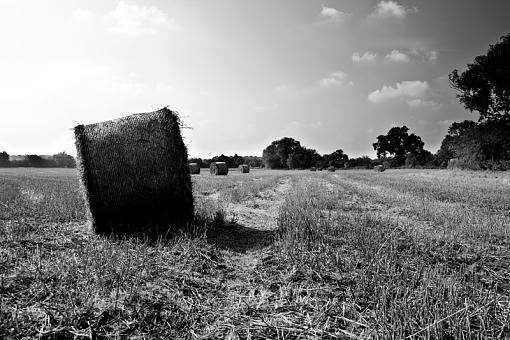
top-left (72, 8), bottom-right (94, 24)
top-left (368, 80), bottom-right (429, 103)
top-left (406, 99), bottom-right (442, 110)
top-left (111, 1), bottom-right (179, 36)
top-left (438, 120), bottom-right (454, 127)
top-left (371, 1), bottom-right (416, 19)
top-left (352, 51), bottom-right (377, 63)
top-left (385, 50), bottom-right (410, 62)
top-left (317, 71), bottom-right (353, 87)
top-left (320, 5), bottom-right (352, 22)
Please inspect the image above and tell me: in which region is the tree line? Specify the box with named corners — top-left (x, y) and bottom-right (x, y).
top-left (262, 33), bottom-right (510, 171)
top-left (0, 152), bottom-right (76, 168)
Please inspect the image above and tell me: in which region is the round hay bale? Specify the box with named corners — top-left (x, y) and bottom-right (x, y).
top-left (189, 163), bottom-right (200, 174)
top-left (239, 164), bottom-right (250, 173)
top-left (309, 167), bottom-right (317, 172)
top-left (327, 166), bottom-right (335, 172)
top-left (74, 107), bottom-right (193, 237)
top-left (374, 165), bottom-right (386, 172)
top-left (210, 162), bottom-right (228, 175)
top-left (447, 158), bottom-right (460, 169)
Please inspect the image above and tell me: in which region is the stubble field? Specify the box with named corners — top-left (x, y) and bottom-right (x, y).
top-left (1, 167), bottom-right (509, 339)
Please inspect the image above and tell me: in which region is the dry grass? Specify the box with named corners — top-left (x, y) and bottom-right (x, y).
top-left (1, 168), bottom-right (509, 338)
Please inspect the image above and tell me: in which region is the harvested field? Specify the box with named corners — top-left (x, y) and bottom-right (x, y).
top-left (1, 168), bottom-right (509, 339)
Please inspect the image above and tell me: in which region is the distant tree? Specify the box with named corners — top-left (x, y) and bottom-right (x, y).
top-left (262, 137), bottom-right (302, 169)
top-left (436, 119), bottom-right (510, 169)
top-left (189, 157), bottom-right (204, 168)
top-left (327, 149), bottom-right (349, 167)
top-left (405, 150), bottom-right (434, 168)
top-left (449, 34), bottom-right (510, 121)
top-left (0, 151), bottom-right (9, 167)
top-left (345, 156), bottom-right (372, 169)
top-left (373, 126), bottom-right (424, 166)
top-left (52, 152), bottom-right (76, 168)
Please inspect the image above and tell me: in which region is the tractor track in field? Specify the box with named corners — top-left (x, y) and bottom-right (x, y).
top-left (205, 176), bottom-right (293, 269)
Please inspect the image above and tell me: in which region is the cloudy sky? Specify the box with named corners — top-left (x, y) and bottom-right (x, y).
top-left (1, 0), bottom-right (509, 158)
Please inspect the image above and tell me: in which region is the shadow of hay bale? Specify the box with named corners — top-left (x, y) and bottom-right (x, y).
top-left (74, 107), bottom-right (193, 238)
top-left (206, 222), bottom-right (275, 253)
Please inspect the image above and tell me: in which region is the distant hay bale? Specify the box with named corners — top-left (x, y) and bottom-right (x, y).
top-left (309, 167), bottom-right (317, 172)
top-left (327, 166), bottom-right (335, 172)
top-left (74, 107), bottom-right (193, 237)
top-left (189, 163), bottom-right (200, 174)
top-left (447, 158), bottom-right (460, 169)
top-left (210, 162), bottom-right (228, 175)
top-left (374, 165), bottom-right (386, 172)
top-left (239, 164), bottom-right (250, 173)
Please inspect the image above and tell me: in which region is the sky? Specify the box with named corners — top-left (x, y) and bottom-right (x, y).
top-left (1, 0), bottom-right (509, 158)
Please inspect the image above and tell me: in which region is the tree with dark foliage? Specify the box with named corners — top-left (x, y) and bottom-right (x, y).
top-left (0, 151), bottom-right (9, 167)
top-left (437, 120), bottom-right (510, 169)
top-left (449, 34), bottom-right (510, 121)
top-left (373, 126), bottom-right (424, 166)
top-left (262, 137), bottom-right (302, 169)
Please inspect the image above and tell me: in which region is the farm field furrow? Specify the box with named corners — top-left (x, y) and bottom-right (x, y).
top-left (1, 168), bottom-right (509, 339)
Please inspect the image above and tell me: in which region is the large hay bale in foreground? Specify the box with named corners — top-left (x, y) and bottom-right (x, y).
top-left (74, 107), bottom-right (193, 237)
top-left (189, 163), bottom-right (200, 174)
top-left (239, 164), bottom-right (250, 173)
top-left (374, 165), bottom-right (386, 172)
top-left (210, 162), bottom-right (228, 175)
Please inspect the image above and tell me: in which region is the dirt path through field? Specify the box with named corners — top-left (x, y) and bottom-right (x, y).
top-left (206, 176), bottom-right (292, 266)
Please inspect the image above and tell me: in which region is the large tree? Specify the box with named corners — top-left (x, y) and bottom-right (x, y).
top-left (373, 126), bottom-right (424, 166)
top-left (449, 34), bottom-right (510, 121)
top-left (436, 119), bottom-right (510, 169)
top-left (262, 137), bottom-right (302, 169)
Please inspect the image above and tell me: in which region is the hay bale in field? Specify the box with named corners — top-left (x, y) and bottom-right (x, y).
top-left (239, 164), bottom-right (250, 173)
top-left (447, 158), bottom-right (460, 169)
top-left (374, 165), bottom-right (386, 172)
top-left (327, 166), bottom-right (335, 172)
top-left (189, 163), bottom-right (200, 174)
top-left (74, 107), bottom-right (193, 237)
top-left (309, 167), bottom-right (317, 172)
top-left (210, 162), bottom-right (228, 175)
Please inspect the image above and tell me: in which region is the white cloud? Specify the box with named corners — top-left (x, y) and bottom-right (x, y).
top-left (111, 1), bottom-right (178, 36)
top-left (72, 8), bottom-right (94, 24)
top-left (320, 5), bottom-right (352, 21)
top-left (368, 80), bottom-right (429, 103)
top-left (385, 50), bottom-right (410, 62)
top-left (318, 71), bottom-right (352, 87)
top-left (427, 50), bottom-right (439, 61)
top-left (372, 1), bottom-right (416, 19)
top-left (406, 99), bottom-right (442, 110)
top-left (352, 51), bottom-right (377, 63)
top-left (438, 120), bottom-right (454, 127)
top-left (254, 103), bottom-right (280, 111)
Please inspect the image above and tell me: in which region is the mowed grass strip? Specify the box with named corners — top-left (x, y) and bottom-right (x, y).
top-left (1, 168), bottom-right (509, 338)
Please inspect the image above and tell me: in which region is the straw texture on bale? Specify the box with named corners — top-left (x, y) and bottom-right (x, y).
top-left (210, 162), bottom-right (228, 175)
top-left (189, 163), bottom-right (200, 174)
top-left (327, 166), bottom-right (336, 172)
top-left (74, 107), bottom-right (193, 237)
top-left (374, 165), bottom-right (386, 172)
top-left (239, 164), bottom-right (250, 173)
